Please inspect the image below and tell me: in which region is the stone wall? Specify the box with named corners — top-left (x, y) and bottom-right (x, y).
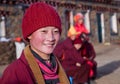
top-left (110, 13), bottom-right (120, 43)
top-left (57, 2), bottom-right (120, 44)
top-left (0, 41), bottom-right (16, 65)
top-left (0, 5), bottom-right (23, 65)
top-left (5, 6), bottom-right (23, 38)
top-left (89, 10), bottom-right (99, 43)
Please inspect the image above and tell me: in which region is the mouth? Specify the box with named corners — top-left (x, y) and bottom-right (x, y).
top-left (45, 43), bottom-right (55, 47)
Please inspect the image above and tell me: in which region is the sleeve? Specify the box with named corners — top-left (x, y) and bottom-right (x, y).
top-left (88, 43), bottom-right (96, 60)
top-left (0, 65), bottom-right (19, 84)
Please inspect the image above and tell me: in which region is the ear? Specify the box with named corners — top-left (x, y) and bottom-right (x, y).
top-left (28, 35), bottom-right (32, 40)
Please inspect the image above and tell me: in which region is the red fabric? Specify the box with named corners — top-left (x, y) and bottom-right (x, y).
top-left (87, 61), bottom-right (94, 77)
top-left (74, 23), bottom-right (89, 37)
top-left (82, 42), bottom-right (96, 59)
top-left (36, 59), bottom-right (59, 80)
top-left (73, 37), bottom-right (83, 44)
top-left (0, 52), bottom-right (36, 84)
top-left (14, 37), bottom-right (22, 42)
top-left (80, 42), bottom-right (97, 78)
top-left (54, 38), bottom-right (90, 83)
top-left (54, 38), bottom-right (85, 64)
top-left (22, 2), bottom-right (61, 41)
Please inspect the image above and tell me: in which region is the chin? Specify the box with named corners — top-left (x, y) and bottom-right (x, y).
top-left (44, 51), bottom-right (53, 55)
top-left (42, 47), bottom-right (55, 54)
top-left (45, 52), bottom-right (52, 55)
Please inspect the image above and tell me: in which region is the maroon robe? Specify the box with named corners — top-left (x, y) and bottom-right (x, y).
top-left (80, 41), bottom-right (97, 79)
top-left (0, 52), bottom-right (36, 84)
top-left (54, 38), bottom-right (90, 84)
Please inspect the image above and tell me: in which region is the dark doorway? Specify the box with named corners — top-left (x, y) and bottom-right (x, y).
top-left (97, 13), bottom-right (102, 43)
top-left (65, 10), bottom-right (70, 31)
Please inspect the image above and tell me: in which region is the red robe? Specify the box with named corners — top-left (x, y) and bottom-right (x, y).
top-left (54, 38), bottom-right (90, 84)
top-left (0, 52), bottom-right (36, 84)
top-left (80, 41), bottom-right (97, 79)
top-left (74, 23), bottom-right (89, 37)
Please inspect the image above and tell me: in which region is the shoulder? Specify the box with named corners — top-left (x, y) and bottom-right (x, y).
top-left (2, 57), bottom-right (27, 76)
top-left (1, 52), bottom-right (28, 76)
top-left (0, 54), bottom-right (34, 83)
top-left (5, 52), bottom-right (28, 71)
top-left (0, 59), bottom-right (24, 83)
top-left (62, 38), bottom-right (73, 48)
top-left (55, 39), bottom-right (66, 49)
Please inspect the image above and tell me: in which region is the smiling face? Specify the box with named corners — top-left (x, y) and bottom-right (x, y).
top-left (28, 26), bottom-right (60, 56)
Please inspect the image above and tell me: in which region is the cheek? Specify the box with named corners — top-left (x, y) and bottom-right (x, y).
top-left (30, 34), bottom-right (44, 47)
top-left (70, 36), bottom-right (76, 40)
top-left (79, 45), bottom-right (82, 48)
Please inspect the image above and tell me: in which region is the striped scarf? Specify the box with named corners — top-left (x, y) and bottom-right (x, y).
top-left (31, 50), bottom-right (60, 84)
top-left (24, 45), bottom-right (70, 84)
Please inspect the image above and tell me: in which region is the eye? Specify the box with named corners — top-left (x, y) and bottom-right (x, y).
top-left (53, 29), bottom-right (59, 34)
top-left (40, 30), bottom-right (48, 33)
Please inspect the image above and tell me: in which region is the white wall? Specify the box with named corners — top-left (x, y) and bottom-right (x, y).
top-left (0, 16), bottom-right (6, 37)
top-left (110, 13), bottom-right (118, 34)
top-left (101, 13), bottom-right (105, 43)
top-left (84, 10), bottom-right (90, 33)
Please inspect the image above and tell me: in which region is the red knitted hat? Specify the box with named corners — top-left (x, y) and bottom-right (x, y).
top-left (73, 38), bottom-right (83, 44)
top-left (22, 2), bottom-right (61, 41)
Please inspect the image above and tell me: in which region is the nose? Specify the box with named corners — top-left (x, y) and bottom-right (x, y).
top-left (47, 31), bottom-right (55, 41)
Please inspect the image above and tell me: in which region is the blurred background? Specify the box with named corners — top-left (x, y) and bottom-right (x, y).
top-left (0, 0), bottom-right (120, 84)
